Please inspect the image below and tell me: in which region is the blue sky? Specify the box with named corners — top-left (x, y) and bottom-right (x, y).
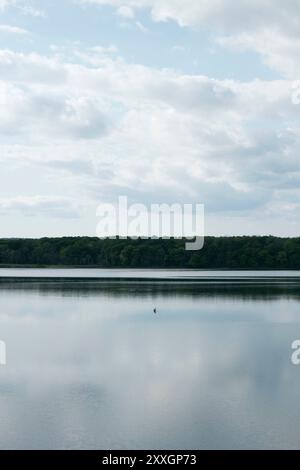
top-left (0, 0), bottom-right (278, 80)
top-left (0, 0), bottom-right (299, 237)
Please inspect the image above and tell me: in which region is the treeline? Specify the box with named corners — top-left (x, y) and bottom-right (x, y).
top-left (0, 236), bottom-right (300, 269)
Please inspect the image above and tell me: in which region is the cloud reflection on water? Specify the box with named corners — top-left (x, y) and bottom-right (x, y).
top-left (0, 281), bottom-right (299, 449)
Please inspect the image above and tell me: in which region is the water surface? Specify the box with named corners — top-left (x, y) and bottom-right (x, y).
top-left (0, 272), bottom-right (300, 449)
top-left (1, 268), bottom-right (300, 279)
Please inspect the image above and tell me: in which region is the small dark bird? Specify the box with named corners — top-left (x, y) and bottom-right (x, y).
top-left (153, 308), bottom-right (157, 314)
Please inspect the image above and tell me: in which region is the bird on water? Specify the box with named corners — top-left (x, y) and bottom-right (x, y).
top-left (153, 308), bottom-right (157, 314)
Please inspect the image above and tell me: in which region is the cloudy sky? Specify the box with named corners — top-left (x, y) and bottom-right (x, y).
top-left (0, 0), bottom-right (300, 238)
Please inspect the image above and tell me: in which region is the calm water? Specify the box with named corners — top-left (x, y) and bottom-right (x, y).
top-left (0, 271), bottom-right (300, 449)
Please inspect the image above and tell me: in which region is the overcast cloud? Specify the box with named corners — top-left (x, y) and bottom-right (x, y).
top-left (0, 0), bottom-right (299, 237)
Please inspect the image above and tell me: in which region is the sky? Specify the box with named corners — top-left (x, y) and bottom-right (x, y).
top-left (0, 0), bottom-right (300, 238)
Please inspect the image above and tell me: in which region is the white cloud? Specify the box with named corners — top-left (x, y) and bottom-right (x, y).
top-left (18, 4), bottom-right (46, 17)
top-left (0, 24), bottom-right (29, 34)
top-left (0, 46), bottom-right (299, 228)
top-left (0, 0), bottom-right (45, 16)
top-left (135, 20), bottom-right (148, 33)
top-left (0, 196), bottom-right (81, 218)
top-left (116, 5), bottom-right (134, 18)
top-left (0, 13), bottom-right (300, 235)
top-left (76, 0), bottom-right (300, 78)
top-left (77, 0), bottom-right (300, 34)
top-left (217, 30), bottom-right (300, 78)
top-left (172, 45), bottom-right (186, 53)
top-left (0, 50), bottom-right (66, 83)
top-left (0, 79), bottom-right (111, 140)
top-left (0, 0), bottom-right (15, 9)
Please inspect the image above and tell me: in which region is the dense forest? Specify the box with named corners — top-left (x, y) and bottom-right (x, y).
top-left (0, 236), bottom-right (300, 269)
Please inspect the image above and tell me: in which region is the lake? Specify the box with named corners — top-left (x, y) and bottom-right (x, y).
top-left (0, 270), bottom-right (300, 449)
